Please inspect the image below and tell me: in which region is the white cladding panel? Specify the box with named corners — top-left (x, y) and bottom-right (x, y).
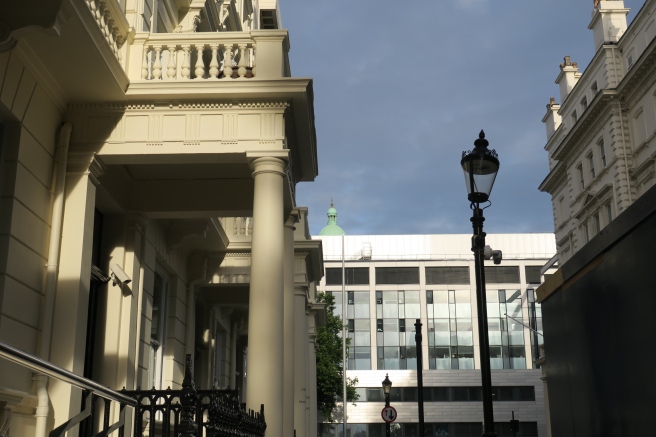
top-left (316, 234), bottom-right (556, 260)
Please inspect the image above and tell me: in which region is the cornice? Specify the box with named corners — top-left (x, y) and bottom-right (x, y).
top-left (539, 162), bottom-right (567, 193)
top-left (66, 100), bottom-right (290, 111)
top-left (552, 90), bottom-right (615, 163)
top-left (125, 77), bottom-right (313, 101)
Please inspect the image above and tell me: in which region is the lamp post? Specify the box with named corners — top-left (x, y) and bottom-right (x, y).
top-left (461, 130), bottom-right (499, 437)
top-left (382, 374), bottom-right (392, 437)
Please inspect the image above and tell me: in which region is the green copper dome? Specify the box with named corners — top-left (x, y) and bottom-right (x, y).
top-left (319, 201), bottom-right (345, 236)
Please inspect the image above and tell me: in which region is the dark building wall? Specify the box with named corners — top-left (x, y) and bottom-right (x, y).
top-left (541, 185), bottom-right (656, 437)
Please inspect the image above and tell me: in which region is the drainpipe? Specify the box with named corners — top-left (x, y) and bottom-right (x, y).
top-left (35, 122), bottom-right (72, 437)
top-left (610, 46), bottom-right (632, 205)
top-left (616, 102), bottom-right (633, 204)
top-left (185, 257), bottom-right (208, 367)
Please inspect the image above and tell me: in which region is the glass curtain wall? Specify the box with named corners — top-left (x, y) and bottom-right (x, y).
top-left (487, 290), bottom-right (526, 369)
top-left (527, 289), bottom-right (543, 364)
top-left (376, 291), bottom-right (420, 370)
top-left (347, 291), bottom-right (371, 370)
top-left (427, 290), bottom-right (474, 369)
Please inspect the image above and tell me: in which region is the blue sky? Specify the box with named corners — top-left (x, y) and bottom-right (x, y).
top-left (286, 0), bottom-right (640, 236)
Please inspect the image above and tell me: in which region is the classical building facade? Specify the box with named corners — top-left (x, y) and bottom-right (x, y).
top-left (316, 230), bottom-right (557, 437)
top-left (0, 1), bottom-right (324, 437)
top-left (540, 0), bottom-right (656, 262)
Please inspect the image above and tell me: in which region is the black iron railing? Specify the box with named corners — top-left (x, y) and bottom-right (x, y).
top-left (120, 354), bottom-right (266, 437)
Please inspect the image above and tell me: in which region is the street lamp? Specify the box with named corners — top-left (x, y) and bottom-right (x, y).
top-left (461, 130), bottom-right (499, 437)
top-left (382, 374), bottom-right (392, 437)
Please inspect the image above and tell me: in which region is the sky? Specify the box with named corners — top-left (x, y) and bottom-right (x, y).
top-left (285, 0), bottom-right (641, 236)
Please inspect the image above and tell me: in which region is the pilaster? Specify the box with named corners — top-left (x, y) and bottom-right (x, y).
top-left (283, 211), bottom-right (298, 437)
top-left (48, 152), bottom-right (104, 431)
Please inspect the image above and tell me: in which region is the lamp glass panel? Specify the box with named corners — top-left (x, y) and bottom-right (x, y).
top-left (462, 155), bottom-right (499, 200)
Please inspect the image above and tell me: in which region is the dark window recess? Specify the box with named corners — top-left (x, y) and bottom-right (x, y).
top-left (325, 267), bottom-right (370, 285)
top-left (484, 266), bottom-right (520, 283)
top-left (399, 319), bottom-right (405, 332)
top-left (525, 266), bottom-right (542, 284)
top-left (348, 319), bottom-right (354, 332)
top-left (425, 266), bottom-right (470, 285)
top-left (376, 319), bottom-right (383, 332)
top-left (376, 291), bottom-right (382, 304)
top-left (426, 290), bottom-right (433, 304)
top-left (348, 291), bottom-right (354, 304)
top-left (375, 267), bottom-right (419, 285)
top-left (260, 9), bottom-right (278, 29)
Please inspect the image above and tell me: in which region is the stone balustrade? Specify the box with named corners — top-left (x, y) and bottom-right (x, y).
top-left (131, 31), bottom-right (289, 82)
top-left (84, 0), bottom-right (130, 62)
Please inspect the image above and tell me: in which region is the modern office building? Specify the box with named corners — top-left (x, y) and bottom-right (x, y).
top-left (0, 1), bottom-right (323, 437)
top-left (539, 0), bottom-right (656, 263)
top-left (315, 209), bottom-right (557, 437)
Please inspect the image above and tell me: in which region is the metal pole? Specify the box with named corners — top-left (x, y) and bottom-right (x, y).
top-left (385, 393), bottom-right (390, 437)
top-left (414, 319), bottom-right (425, 437)
top-left (471, 206), bottom-right (497, 437)
top-left (342, 234), bottom-right (347, 437)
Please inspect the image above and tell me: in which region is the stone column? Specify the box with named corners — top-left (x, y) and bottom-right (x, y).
top-left (246, 156), bottom-right (286, 437)
top-left (283, 213), bottom-right (298, 437)
top-left (49, 153), bottom-right (104, 428)
top-left (294, 285), bottom-right (309, 437)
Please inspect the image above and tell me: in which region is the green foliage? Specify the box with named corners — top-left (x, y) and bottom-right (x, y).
top-left (315, 292), bottom-right (359, 422)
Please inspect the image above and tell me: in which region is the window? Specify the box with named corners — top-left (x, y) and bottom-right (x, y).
top-left (627, 48), bottom-right (635, 69)
top-left (577, 164), bottom-right (585, 189)
top-left (525, 266), bottom-right (542, 284)
top-left (633, 109), bottom-right (646, 145)
top-left (572, 110), bottom-right (578, 124)
top-left (425, 266), bottom-right (470, 285)
top-left (484, 266), bottom-right (520, 283)
top-left (591, 81), bottom-right (598, 94)
top-left (427, 290), bottom-right (474, 370)
top-left (599, 139), bottom-right (607, 167)
top-left (588, 152), bottom-right (595, 179)
top-left (581, 96), bottom-right (588, 111)
top-left (377, 291), bottom-right (420, 370)
top-left (332, 291), bottom-right (371, 370)
top-left (528, 290), bottom-right (543, 366)
top-left (583, 222), bottom-right (590, 243)
top-left (593, 213), bottom-right (600, 235)
top-left (150, 270), bottom-right (169, 389)
top-left (375, 267), bottom-right (419, 284)
top-left (606, 203), bottom-right (613, 223)
top-left (325, 267), bottom-right (369, 285)
top-left (487, 290), bottom-right (526, 369)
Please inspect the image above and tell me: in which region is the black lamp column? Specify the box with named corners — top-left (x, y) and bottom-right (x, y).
top-left (461, 131), bottom-right (500, 437)
top-left (382, 374), bottom-right (392, 437)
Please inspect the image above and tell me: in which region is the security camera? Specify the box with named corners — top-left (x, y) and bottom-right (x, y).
top-left (110, 263), bottom-right (132, 287)
top-left (483, 246), bottom-right (503, 265)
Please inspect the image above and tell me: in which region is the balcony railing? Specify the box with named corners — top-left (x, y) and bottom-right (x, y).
top-left (130, 31), bottom-right (290, 82)
top-left (0, 340), bottom-right (136, 437)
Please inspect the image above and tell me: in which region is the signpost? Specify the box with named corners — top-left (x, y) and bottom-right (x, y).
top-left (381, 406), bottom-right (397, 423)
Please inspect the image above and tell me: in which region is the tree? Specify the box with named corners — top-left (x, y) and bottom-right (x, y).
top-left (315, 292), bottom-right (359, 422)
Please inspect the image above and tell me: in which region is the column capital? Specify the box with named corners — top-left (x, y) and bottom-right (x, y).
top-left (285, 209), bottom-right (299, 230)
top-left (126, 212), bottom-right (149, 233)
top-left (247, 151), bottom-right (289, 177)
top-left (67, 152), bottom-right (106, 186)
